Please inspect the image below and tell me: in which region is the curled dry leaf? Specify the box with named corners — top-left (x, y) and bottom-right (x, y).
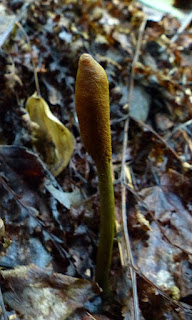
top-left (25, 92), bottom-right (74, 176)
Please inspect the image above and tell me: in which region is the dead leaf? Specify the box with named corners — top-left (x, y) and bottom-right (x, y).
top-left (1, 264), bottom-right (101, 320)
top-left (0, 145), bottom-right (45, 185)
top-left (45, 182), bottom-right (83, 209)
top-left (25, 92), bottom-right (74, 176)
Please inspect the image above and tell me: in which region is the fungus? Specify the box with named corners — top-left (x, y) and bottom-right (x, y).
top-left (75, 54), bottom-right (115, 294)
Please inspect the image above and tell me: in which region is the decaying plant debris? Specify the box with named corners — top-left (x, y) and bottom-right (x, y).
top-left (0, 0), bottom-right (192, 319)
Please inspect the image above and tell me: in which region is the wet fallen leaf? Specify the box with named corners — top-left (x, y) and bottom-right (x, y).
top-left (0, 145), bottom-right (46, 185)
top-left (1, 264), bottom-right (101, 320)
top-left (25, 92), bottom-right (74, 176)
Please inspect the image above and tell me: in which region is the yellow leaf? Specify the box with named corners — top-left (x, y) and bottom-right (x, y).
top-left (25, 92), bottom-right (74, 176)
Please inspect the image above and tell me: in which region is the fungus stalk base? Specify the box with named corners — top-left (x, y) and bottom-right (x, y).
top-left (95, 160), bottom-right (115, 295)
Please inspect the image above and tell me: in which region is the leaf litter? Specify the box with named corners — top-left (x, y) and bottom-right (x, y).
top-left (0, 0), bottom-right (192, 319)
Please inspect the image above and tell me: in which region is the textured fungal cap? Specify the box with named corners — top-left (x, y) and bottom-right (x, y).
top-left (75, 54), bottom-right (112, 165)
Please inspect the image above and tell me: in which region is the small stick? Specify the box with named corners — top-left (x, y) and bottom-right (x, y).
top-left (16, 21), bottom-right (41, 96)
top-left (120, 17), bottom-right (147, 320)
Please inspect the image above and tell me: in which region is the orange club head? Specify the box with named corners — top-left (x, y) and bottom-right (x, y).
top-left (75, 54), bottom-right (112, 166)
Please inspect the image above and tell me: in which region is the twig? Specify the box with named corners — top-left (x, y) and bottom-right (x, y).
top-left (0, 175), bottom-right (76, 272)
top-left (124, 183), bottom-right (192, 256)
top-left (120, 17), bottom-right (147, 320)
top-left (171, 10), bottom-right (192, 43)
top-left (130, 263), bottom-right (192, 314)
top-left (118, 180), bottom-right (192, 315)
top-left (86, 312), bottom-right (97, 320)
top-left (130, 116), bottom-right (184, 164)
top-left (0, 2), bottom-right (31, 48)
top-left (16, 21), bottom-right (41, 96)
top-left (0, 287), bottom-right (8, 320)
top-left (165, 118), bottom-right (192, 140)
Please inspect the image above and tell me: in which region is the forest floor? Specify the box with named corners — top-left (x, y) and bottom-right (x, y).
top-left (0, 1), bottom-right (192, 319)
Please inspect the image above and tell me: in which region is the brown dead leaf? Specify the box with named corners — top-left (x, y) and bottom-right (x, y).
top-left (1, 264), bottom-right (101, 320)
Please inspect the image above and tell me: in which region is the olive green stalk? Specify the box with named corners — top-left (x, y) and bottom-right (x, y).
top-left (75, 53), bottom-right (115, 294)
